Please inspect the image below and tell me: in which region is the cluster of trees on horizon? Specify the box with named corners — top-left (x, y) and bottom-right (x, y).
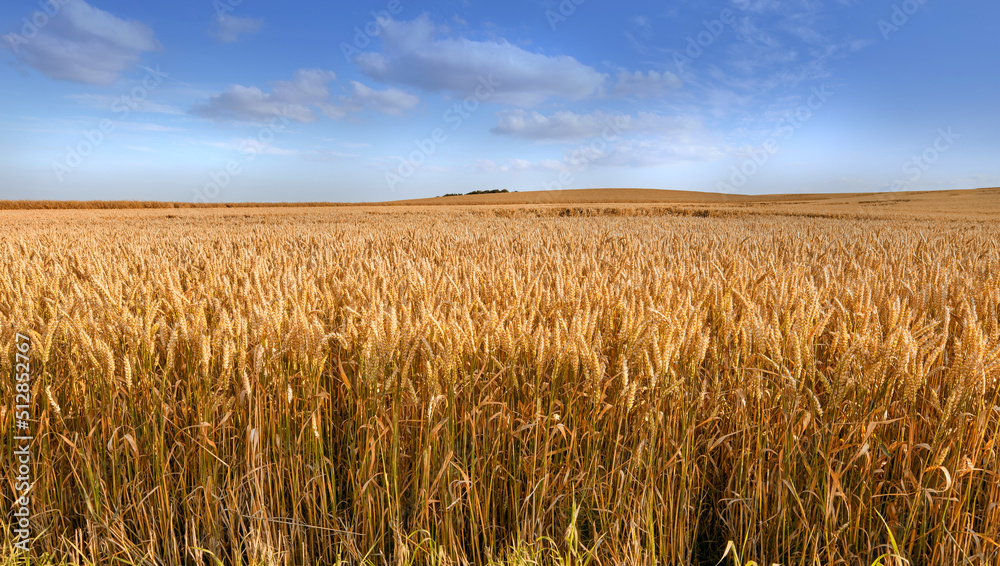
top-left (439, 189), bottom-right (511, 197)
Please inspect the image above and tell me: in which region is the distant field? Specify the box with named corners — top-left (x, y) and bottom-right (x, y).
top-left (389, 186), bottom-right (1000, 219)
top-left (392, 187), bottom-right (830, 204)
top-left (1, 198), bottom-right (998, 565)
top-left (2, 187), bottom-right (999, 219)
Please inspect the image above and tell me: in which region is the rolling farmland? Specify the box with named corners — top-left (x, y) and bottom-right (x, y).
top-left (1, 192), bottom-right (999, 565)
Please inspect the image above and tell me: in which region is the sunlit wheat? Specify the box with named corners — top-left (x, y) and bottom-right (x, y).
top-left (0, 206), bottom-right (997, 566)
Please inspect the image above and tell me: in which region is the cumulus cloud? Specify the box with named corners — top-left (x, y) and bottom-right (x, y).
top-left (354, 15), bottom-right (606, 106)
top-left (192, 69), bottom-right (341, 123)
top-left (492, 109), bottom-right (701, 142)
top-left (2, 0), bottom-right (159, 86)
top-left (611, 69), bottom-right (683, 98)
top-left (211, 14), bottom-right (263, 43)
top-left (480, 135), bottom-right (725, 175)
top-left (344, 81), bottom-right (420, 115)
top-left (560, 136), bottom-right (727, 168)
top-left (487, 109), bottom-right (726, 171)
top-left (191, 69), bottom-right (420, 123)
top-left (492, 110), bottom-right (618, 141)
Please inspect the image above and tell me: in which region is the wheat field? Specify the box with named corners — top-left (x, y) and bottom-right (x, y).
top-left (1, 206), bottom-right (998, 565)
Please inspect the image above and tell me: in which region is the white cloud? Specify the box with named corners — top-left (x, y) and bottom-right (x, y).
top-left (354, 15), bottom-right (606, 106)
top-left (492, 110), bottom-right (701, 142)
top-left (493, 110), bottom-right (614, 141)
top-left (611, 69), bottom-right (683, 98)
top-left (481, 136), bottom-right (726, 175)
top-left (3, 0), bottom-right (159, 86)
top-left (345, 81), bottom-right (420, 115)
top-left (192, 69), bottom-right (343, 123)
top-left (192, 70), bottom-right (420, 123)
top-left (562, 136), bottom-right (727, 168)
top-left (211, 14), bottom-right (263, 43)
top-left (487, 109), bottom-right (726, 172)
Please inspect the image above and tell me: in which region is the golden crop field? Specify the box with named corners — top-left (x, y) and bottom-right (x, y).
top-left (1, 203), bottom-right (999, 566)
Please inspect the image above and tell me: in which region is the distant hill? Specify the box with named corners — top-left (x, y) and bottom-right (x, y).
top-left (387, 188), bottom-right (846, 205)
top-left (2, 187), bottom-right (997, 218)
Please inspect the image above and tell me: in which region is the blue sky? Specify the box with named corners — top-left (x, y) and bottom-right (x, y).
top-left (1, 0), bottom-right (997, 203)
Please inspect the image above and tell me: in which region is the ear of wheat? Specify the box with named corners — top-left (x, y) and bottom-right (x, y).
top-left (2, 206), bottom-right (997, 566)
